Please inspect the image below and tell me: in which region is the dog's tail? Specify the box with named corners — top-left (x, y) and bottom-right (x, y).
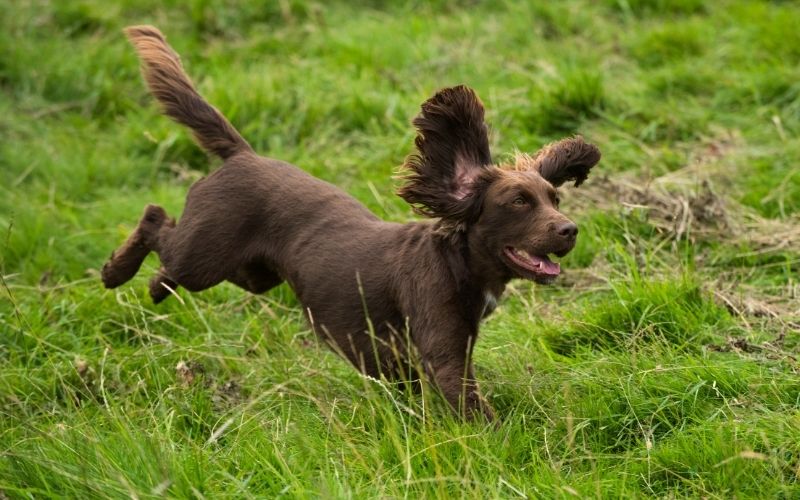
top-left (124, 25), bottom-right (252, 159)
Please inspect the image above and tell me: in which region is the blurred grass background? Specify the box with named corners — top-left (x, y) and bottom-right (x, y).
top-left (1, 0), bottom-right (799, 497)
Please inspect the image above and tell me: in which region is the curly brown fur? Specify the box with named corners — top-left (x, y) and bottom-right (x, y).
top-left (103, 26), bottom-right (602, 422)
top-left (519, 136), bottom-right (602, 187)
top-left (397, 86), bottom-right (492, 224)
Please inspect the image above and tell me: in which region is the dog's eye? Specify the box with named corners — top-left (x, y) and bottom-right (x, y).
top-left (511, 197), bottom-right (526, 206)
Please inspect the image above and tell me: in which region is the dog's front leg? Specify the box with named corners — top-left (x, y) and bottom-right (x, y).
top-left (428, 357), bottom-right (495, 422)
top-left (415, 327), bottom-right (495, 422)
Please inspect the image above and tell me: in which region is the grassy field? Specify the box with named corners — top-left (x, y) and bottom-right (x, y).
top-left (2, 0), bottom-right (800, 497)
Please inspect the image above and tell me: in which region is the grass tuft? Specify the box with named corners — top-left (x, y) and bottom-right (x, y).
top-left (543, 274), bottom-right (733, 355)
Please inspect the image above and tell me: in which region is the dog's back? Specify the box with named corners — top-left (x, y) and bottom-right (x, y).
top-left (113, 26), bottom-right (385, 296)
top-left (114, 26), bottom-right (431, 335)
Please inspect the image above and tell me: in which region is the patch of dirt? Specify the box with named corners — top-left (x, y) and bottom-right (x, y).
top-left (713, 283), bottom-right (800, 348)
top-left (175, 360), bottom-right (205, 386)
top-left (573, 132), bottom-right (800, 251)
top-left (580, 175), bottom-right (731, 242)
top-left (714, 283), bottom-right (800, 321)
top-left (211, 380), bottom-right (245, 410)
top-left (706, 335), bottom-right (798, 370)
top-left (174, 360), bottom-right (245, 410)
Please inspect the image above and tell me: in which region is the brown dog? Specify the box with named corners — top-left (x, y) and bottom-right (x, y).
top-left (103, 25), bottom-right (601, 421)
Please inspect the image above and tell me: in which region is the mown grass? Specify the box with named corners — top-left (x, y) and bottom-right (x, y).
top-left (2, 0), bottom-right (799, 497)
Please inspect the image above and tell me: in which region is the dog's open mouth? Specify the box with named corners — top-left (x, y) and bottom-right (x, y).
top-left (503, 247), bottom-right (560, 282)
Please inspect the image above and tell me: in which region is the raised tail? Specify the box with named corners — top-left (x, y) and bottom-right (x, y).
top-left (124, 25), bottom-right (252, 159)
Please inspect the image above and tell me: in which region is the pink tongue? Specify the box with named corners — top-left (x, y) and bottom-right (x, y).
top-left (538, 257), bottom-right (560, 276)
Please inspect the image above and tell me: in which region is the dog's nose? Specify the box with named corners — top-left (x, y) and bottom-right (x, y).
top-left (557, 222), bottom-right (578, 239)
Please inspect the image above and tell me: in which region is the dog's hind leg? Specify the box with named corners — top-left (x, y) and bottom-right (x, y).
top-left (102, 204), bottom-right (174, 289)
top-left (149, 267), bottom-right (179, 303)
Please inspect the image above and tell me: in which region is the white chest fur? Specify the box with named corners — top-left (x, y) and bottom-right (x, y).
top-left (481, 290), bottom-right (498, 319)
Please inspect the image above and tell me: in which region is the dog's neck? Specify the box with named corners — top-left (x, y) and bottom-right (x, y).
top-left (444, 228), bottom-right (509, 301)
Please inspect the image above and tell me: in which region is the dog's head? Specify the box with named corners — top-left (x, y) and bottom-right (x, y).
top-left (398, 85), bottom-right (601, 285)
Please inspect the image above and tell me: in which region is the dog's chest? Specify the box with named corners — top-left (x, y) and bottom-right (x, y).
top-left (481, 290), bottom-right (498, 319)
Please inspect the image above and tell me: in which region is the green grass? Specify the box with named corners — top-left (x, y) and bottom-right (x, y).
top-left (2, 0), bottom-right (800, 497)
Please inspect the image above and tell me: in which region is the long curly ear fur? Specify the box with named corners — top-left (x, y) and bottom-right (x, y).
top-left (397, 85), bottom-right (493, 221)
top-left (527, 136), bottom-right (601, 187)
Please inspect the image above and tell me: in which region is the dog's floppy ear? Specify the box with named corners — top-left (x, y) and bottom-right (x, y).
top-left (530, 136), bottom-right (601, 187)
top-left (397, 85), bottom-right (493, 220)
